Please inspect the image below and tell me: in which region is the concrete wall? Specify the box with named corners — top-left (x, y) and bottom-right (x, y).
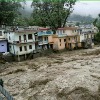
top-left (9, 43), bottom-right (35, 55)
top-left (48, 35), bottom-right (53, 43)
top-left (7, 32), bottom-right (35, 43)
top-left (53, 37), bottom-right (66, 50)
top-left (79, 34), bottom-right (85, 42)
top-left (64, 29), bottom-right (78, 36)
top-left (66, 43), bottom-right (76, 49)
top-left (0, 30), bottom-right (5, 39)
top-left (78, 43), bottom-right (82, 48)
top-left (7, 31), bottom-right (36, 55)
top-left (66, 36), bottom-right (77, 49)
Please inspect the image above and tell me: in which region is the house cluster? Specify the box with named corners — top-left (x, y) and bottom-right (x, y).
top-left (0, 25), bottom-right (98, 61)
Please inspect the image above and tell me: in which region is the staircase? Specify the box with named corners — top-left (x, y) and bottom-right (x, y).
top-left (0, 85), bottom-right (14, 100)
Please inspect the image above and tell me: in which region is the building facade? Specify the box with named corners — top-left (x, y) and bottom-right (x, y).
top-left (37, 28), bottom-right (53, 50)
top-left (7, 29), bottom-right (36, 56)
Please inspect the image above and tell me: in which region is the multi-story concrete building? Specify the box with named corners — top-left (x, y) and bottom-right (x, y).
top-left (36, 28), bottom-right (53, 50)
top-left (6, 28), bottom-right (36, 61)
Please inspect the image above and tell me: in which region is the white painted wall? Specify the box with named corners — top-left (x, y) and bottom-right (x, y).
top-left (7, 31), bottom-right (36, 55)
top-left (56, 30), bottom-right (64, 35)
top-left (7, 32), bottom-right (35, 43)
top-left (0, 30), bottom-right (5, 39)
top-left (7, 32), bottom-right (15, 43)
top-left (79, 34), bottom-right (85, 42)
top-left (9, 43), bottom-right (35, 55)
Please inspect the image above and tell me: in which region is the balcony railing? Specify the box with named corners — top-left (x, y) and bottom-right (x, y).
top-left (38, 41), bottom-right (48, 45)
top-left (13, 40), bottom-right (35, 44)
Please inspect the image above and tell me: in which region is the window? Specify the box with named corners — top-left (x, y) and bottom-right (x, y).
top-left (59, 39), bottom-right (61, 42)
top-left (19, 36), bottom-right (21, 42)
top-left (20, 46), bottom-right (22, 52)
top-left (4, 31), bottom-right (6, 34)
top-left (9, 36), bottom-right (11, 40)
top-left (9, 46), bottom-right (11, 48)
top-left (0, 31), bottom-right (2, 36)
top-left (75, 30), bottom-right (77, 32)
top-left (44, 37), bottom-right (47, 41)
top-left (28, 34), bottom-right (32, 40)
top-left (1, 45), bottom-right (4, 46)
top-left (69, 38), bottom-right (70, 41)
top-left (64, 39), bottom-right (66, 42)
top-left (24, 46), bottom-right (27, 51)
top-left (29, 45), bottom-right (32, 49)
top-left (23, 34), bottom-right (26, 40)
top-left (60, 44), bottom-right (61, 46)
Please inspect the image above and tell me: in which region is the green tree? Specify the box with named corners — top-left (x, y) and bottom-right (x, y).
top-left (76, 22), bottom-right (80, 26)
top-left (31, 0), bottom-right (76, 33)
top-left (0, 0), bottom-right (24, 26)
top-left (93, 14), bottom-right (100, 32)
top-left (94, 14), bottom-right (100, 43)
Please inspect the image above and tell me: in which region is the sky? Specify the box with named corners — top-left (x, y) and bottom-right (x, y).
top-left (25, 0), bottom-right (100, 18)
top-left (72, 1), bottom-right (100, 18)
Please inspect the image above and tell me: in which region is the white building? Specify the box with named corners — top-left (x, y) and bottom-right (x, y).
top-left (79, 24), bottom-right (98, 33)
top-left (7, 29), bottom-right (36, 56)
top-left (0, 29), bottom-right (6, 39)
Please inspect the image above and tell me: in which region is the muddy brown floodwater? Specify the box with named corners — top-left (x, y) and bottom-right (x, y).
top-left (1, 46), bottom-right (100, 100)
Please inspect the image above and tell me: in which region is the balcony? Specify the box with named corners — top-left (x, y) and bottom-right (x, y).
top-left (38, 40), bottom-right (48, 45)
top-left (38, 31), bottom-right (53, 36)
top-left (38, 41), bottom-right (43, 45)
top-left (13, 40), bottom-right (35, 44)
top-left (43, 41), bottom-right (48, 44)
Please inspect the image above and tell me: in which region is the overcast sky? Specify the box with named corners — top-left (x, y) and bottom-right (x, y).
top-left (72, 1), bottom-right (100, 18)
top-left (25, 1), bottom-right (100, 18)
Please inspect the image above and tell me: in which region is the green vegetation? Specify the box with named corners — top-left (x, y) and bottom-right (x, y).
top-left (0, 0), bottom-right (24, 26)
top-left (31, 0), bottom-right (76, 33)
top-left (94, 14), bottom-right (100, 43)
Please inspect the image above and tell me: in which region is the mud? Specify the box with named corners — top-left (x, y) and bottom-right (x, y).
top-left (1, 46), bottom-right (100, 100)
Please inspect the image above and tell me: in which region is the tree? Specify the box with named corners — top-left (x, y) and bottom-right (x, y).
top-left (14, 16), bottom-right (28, 26)
top-left (76, 22), bottom-right (80, 26)
top-left (31, 0), bottom-right (76, 33)
top-left (93, 14), bottom-right (100, 32)
top-left (93, 14), bottom-right (100, 43)
top-left (0, 0), bottom-right (24, 26)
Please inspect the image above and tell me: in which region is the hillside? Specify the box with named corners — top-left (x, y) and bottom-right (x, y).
top-left (68, 14), bottom-right (95, 24)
